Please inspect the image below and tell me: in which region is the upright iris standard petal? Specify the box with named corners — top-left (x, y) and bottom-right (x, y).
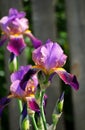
top-left (0, 8), bottom-right (28, 35)
top-left (7, 35), bottom-right (26, 56)
top-left (8, 8), bottom-right (26, 18)
top-left (32, 39), bottom-right (67, 71)
top-left (54, 68), bottom-right (79, 90)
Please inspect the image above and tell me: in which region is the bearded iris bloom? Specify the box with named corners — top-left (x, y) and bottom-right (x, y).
top-left (0, 65), bottom-right (40, 116)
top-left (32, 40), bottom-right (79, 90)
top-left (0, 8), bottom-right (42, 56)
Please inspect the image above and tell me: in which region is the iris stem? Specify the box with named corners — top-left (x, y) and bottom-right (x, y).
top-left (31, 114), bottom-right (38, 130)
top-left (18, 99), bottom-right (23, 112)
top-left (40, 90), bottom-right (47, 130)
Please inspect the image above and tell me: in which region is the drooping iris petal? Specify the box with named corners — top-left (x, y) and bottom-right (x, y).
top-left (25, 31), bottom-right (42, 48)
top-left (32, 40), bottom-right (67, 71)
top-left (28, 98), bottom-right (40, 113)
top-left (54, 68), bottom-right (79, 90)
top-left (7, 35), bottom-right (26, 56)
top-left (0, 97), bottom-right (11, 116)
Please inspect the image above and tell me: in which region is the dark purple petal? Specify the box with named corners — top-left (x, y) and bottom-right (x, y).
top-left (55, 68), bottom-right (79, 90)
top-left (20, 69), bottom-right (37, 91)
top-left (7, 36), bottom-right (26, 56)
top-left (21, 103), bottom-right (27, 122)
top-left (0, 97), bottom-right (11, 116)
top-left (28, 99), bottom-right (40, 113)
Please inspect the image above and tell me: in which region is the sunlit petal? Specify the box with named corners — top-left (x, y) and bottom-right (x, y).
top-left (54, 68), bottom-right (79, 90)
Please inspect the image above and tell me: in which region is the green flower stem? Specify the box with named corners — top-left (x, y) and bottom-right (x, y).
top-left (40, 90), bottom-right (47, 130)
top-left (31, 114), bottom-right (38, 130)
top-left (13, 56), bottom-right (18, 71)
top-left (18, 99), bottom-right (23, 112)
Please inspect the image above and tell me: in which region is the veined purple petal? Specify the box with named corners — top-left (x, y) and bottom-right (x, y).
top-left (55, 68), bottom-right (79, 90)
top-left (7, 35), bottom-right (26, 56)
top-left (32, 40), bottom-right (67, 70)
top-left (28, 98), bottom-right (40, 112)
top-left (0, 97), bottom-right (11, 116)
top-left (10, 80), bottom-right (25, 97)
top-left (20, 69), bottom-right (38, 91)
top-left (9, 8), bottom-right (26, 18)
top-left (25, 31), bottom-right (42, 48)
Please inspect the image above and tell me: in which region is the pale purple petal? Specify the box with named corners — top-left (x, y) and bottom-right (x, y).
top-left (11, 65), bottom-right (31, 82)
top-left (9, 8), bottom-right (26, 18)
top-left (32, 40), bottom-right (67, 70)
top-left (10, 80), bottom-right (25, 97)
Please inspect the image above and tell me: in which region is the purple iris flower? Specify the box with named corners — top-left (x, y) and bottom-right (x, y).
top-left (0, 8), bottom-right (42, 56)
top-left (0, 65), bottom-right (39, 116)
top-left (32, 39), bottom-right (79, 90)
top-left (10, 65), bottom-right (38, 98)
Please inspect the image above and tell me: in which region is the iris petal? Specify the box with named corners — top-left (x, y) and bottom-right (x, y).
top-left (28, 98), bottom-right (40, 113)
top-left (10, 80), bottom-right (25, 97)
top-left (11, 65), bottom-right (31, 82)
top-left (54, 68), bottom-right (79, 90)
top-left (7, 36), bottom-right (26, 56)
top-left (25, 31), bottom-right (42, 48)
